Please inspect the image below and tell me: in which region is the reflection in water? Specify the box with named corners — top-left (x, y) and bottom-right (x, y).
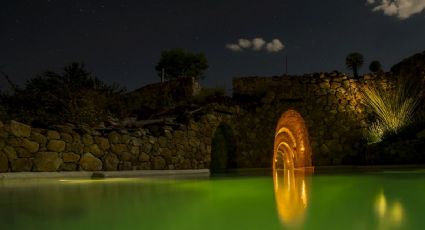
top-left (273, 169), bottom-right (311, 228)
top-left (374, 191), bottom-right (405, 229)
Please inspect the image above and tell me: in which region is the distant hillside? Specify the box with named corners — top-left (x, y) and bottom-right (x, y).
top-left (391, 50), bottom-right (425, 80)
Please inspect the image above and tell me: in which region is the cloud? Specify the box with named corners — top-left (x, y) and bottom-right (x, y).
top-left (225, 43), bottom-right (242, 52)
top-left (226, 38), bottom-right (284, 53)
top-left (252, 38), bottom-right (266, 51)
top-left (266, 39), bottom-right (285, 53)
top-left (366, 0), bottom-right (425, 19)
top-left (238, 39), bottom-right (252, 48)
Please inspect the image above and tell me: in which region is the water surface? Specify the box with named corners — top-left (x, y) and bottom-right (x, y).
top-left (0, 171), bottom-right (424, 230)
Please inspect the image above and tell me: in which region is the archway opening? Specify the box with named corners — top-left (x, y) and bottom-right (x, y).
top-left (273, 109), bottom-right (312, 170)
top-left (210, 123), bottom-right (237, 173)
top-left (273, 109), bottom-right (313, 227)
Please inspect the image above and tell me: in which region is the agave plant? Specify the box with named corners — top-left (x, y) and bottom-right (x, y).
top-left (361, 75), bottom-right (422, 143)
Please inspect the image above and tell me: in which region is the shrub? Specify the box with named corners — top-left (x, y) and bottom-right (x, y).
top-left (361, 75), bottom-right (423, 143)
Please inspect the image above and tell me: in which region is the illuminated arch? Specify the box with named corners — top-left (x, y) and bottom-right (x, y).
top-left (273, 109), bottom-right (312, 170)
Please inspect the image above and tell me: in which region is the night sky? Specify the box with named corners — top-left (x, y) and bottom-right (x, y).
top-left (1, 0), bottom-right (425, 93)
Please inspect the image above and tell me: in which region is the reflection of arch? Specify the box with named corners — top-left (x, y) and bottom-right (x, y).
top-left (273, 109), bottom-right (312, 170)
top-left (210, 123), bottom-right (237, 173)
top-left (273, 169), bottom-right (311, 227)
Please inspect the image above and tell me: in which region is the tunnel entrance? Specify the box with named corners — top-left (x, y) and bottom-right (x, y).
top-left (210, 123), bottom-right (237, 173)
top-left (273, 109), bottom-right (312, 170)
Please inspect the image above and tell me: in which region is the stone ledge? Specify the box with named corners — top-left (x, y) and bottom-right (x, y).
top-left (0, 169), bottom-right (210, 180)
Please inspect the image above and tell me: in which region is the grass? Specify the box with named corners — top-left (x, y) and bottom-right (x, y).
top-left (361, 75), bottom-right (423, 144)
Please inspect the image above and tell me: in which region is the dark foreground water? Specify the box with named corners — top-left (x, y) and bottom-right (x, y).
top-left (1, 170), bottom-right (425, 230)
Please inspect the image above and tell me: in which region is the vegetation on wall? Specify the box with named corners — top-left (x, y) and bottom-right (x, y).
top-left (0, 63), bottom-right (125, 126)
top-left (155, 48), bottom-right (209, 81)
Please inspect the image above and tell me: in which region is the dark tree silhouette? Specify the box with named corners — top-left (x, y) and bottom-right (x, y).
top-left (1, 63), bottom-right (125, 125)
top-left (155, 48), bottom-right (208, 81)
top-left (369, 60), bottom-right (383, 73)
top-left (346, 52), bottom-right (364, 78)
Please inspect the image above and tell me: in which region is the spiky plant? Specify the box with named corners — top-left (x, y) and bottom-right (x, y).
top-left (363, 121), bottom-right (385, 144)
top-left (361, 76), bottom-right (422, 143)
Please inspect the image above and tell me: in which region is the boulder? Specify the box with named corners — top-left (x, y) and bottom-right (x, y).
top-left (139, 152), bottom-right (150, 162)
top-left (82, 134), bottom-right (94, 145)
top-left (111, 144), bottom-right (128, 154)
top-left (108, 131), bottom-right (121, 144)
top-left (47, 140), bottom-right (66, 152)
top-left (0, 152), bottom-right (8, 172)
top-left (30, 132), bottom-right (47, 146)
top-left (84, 144), bottom-right (103, 157)
top-left (95, 137), bottom-right (110, 150)
top-left (62, 152), bottom-right (80, 163)
top-left (118, 162), bottom-right (132, 170)
top-left (79, 153), bottom-right (102, 171)
top-left (11, 158), bottom-right (32, 172)
top-left (46, 130), bottom-right (61, 140)
top-left (3, 146), bottom-right (17, 160)
top-left (10, 120), bottom-right (31, 137)
top-left (22, 139), bottom-right (39, 153)
top-left (61, 133), bottom-right (73, 143)
top-left (16, 147), bottom-right (32, 158)
top-left (103, 153), bottom-right (119, 171)
top-left (33, 152), bottom-right (62, 172)
top-left (153, 156), bottom-right (166, 169)
top-left (60, 163), bottom-right (77, 171)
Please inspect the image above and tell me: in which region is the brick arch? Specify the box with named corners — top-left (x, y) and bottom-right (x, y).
top-left (273, 109), bottom-right (312, 170)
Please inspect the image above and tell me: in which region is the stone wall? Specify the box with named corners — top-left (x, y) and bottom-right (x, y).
top-left (231, 72), bottom-right (391, 167)
top-left (0, 109), bottom-right (233, 172)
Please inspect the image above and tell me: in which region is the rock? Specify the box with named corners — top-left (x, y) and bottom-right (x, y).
top-left (11, 158), bottom-right (32, 172)
top-left (10, 120), bottom-right (31, 137)
top-left (121, 135), bottom-right (131, 144)
top-left (129, 146), bottom-right (139, 155)
top-left (111, 144), bottom-right (128, 154)
top-left (22, 139), bottom-right (39, 153)
top-left (157, 136), bottom-right (167, 148)
top-left (0, 139), bottom-right (5, 150)
top-left (139, 152), bottom-right (150, 162)
top-left (319, 81), bottom-right (331, 89)
top-left (62, 152), bottom-right (80, 163)
top-left (60, 163), bottom-right (77, 171)
top-left (79, 153), bottom-right (102, 171)
top-left (94, 137), bottom-right (110, 150)
top-left (66, 142), bottom-right (84, 154)
top-left (84, 144), bottom-right (103, 157)
top-left (108, 131), bottom-right (121, 144)
top-left (0, 152), bottom-right (8, 172)
top-left (16, 147), bottom-right (32, 158)
top-left (0, 120), bottom-right (3, 128)
top-left (30, 132), bottom-right (47, 146)
top-left (153, 156), bottom-right (166, 169)
top-left (3, 146), bottom-right (17, 160)
top-left (120, 152), bottom-right (134, 161)
top-left (46, 130), bottom-right (61, 140)
top-left (33, 152), bottom-right (62, 172)
top-left (61, 133), bottom-right (73, 143)
top-left (103, 153), bottom-right (119, 171)
top-left (138, 162), bottom-right (151, 170)
top-left (118, 162), bottom-right (132, 170)
top-left (47, 140), bottom-right (66, 152)
top-left (82, 134), bottom-right (94, 145)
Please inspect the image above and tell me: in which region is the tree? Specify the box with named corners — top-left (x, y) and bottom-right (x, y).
top-left (369, 60), bottom-right (382, 73)
top-left (155, 48), bottom-right (208, 81)
top-left (1, 63), bottom-right (125, 125)
top-left (346, 52), bottom-right (364, 78)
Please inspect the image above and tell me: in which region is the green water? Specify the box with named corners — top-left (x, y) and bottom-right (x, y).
top-left (0, 171), bottom-right (425, 230)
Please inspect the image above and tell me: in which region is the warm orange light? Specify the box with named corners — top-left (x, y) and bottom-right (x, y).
top-left (273, 169), bottom-right (311, 227)
top-left (273, 109), bottom-right (312, 170)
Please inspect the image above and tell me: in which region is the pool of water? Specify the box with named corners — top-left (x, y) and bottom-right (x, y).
top-left (1, 170), bottom-right (425, 230)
